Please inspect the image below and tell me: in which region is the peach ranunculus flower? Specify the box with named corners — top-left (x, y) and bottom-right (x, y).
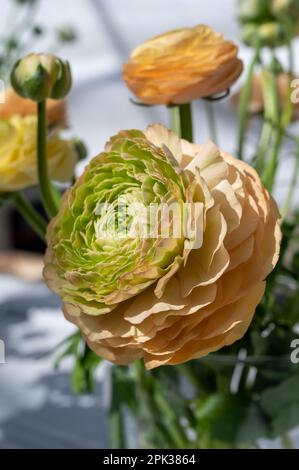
top-left (44, 124), bottom-right (281, 369)
top-left (0, 87), bottom-right (67, 127)
top-left (122, 25), bottom-right (243, 105)
top-left (0, 115), bottom-right (78, 192)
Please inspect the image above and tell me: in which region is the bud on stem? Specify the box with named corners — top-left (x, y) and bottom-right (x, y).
top-left (11, 53), bottom-right (72, 102)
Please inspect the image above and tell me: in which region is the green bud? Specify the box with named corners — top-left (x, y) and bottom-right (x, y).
top-left (272, 0), bottom-right (299, 16)
top-left (241, 23), bottom-right (259, 46)
top-left (238, 0), bottom-right (271, 23)
top-left (72, 139), bottom-right (88, 161)
top-left (241, 21), bottom-right (287, 47)
top-left (259, 21), bottom-right (287, 46)
top-left (56, 26), bottom-right (78, 43)
top-left (10, 53), bottom-right (72, 102)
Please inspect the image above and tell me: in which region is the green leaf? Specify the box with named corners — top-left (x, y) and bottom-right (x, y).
top-left (53, 331), bottom-right (81, 369)
top-left (72, 345), bottom-right (102, 394)
top-left (71, 360), bottom-right (89, 394)
top-left (272, 403), bottom-right (299, 437)
top-left (260, 373), bottom-right (299, 418)
top-left (111, 366), bottom-right (137, 415)
top-left (194, 393), bottom-right (267, 446)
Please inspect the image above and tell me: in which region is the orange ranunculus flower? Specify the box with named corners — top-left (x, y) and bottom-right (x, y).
top-left (122, 25), bottom-right (243, 105)
top-left (44, 124), bottom-right (281, 369)
top-left (0, 87), bottom-right (67, 127)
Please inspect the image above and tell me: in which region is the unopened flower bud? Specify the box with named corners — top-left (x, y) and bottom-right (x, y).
top-left (238, 0), bottom-right (270, 23)
top-left (10, 53), bottom-right (72, 102)
top-left (258, 22), bottom-right (286, 46)
top-left (241, 23), bottom-right (259, 45)
top-left (241, 21), bottom-right (287, 47)
top-left (72, 139), bottom-right (88, 161)
top-left (272, 0), bottom-right (299, 15)
top-left (56, 26), bottom-right (78, 43)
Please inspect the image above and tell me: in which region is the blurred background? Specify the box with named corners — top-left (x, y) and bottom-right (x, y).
top-left (0, 0), bottom-right (298, 448)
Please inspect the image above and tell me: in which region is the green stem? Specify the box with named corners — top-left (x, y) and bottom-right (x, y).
top-left (255, 121), bottom-right (273, 175)
top-left (261, 66), bottom-right (283, 191)
top-left (12, 192), bottom-right (47, 241)
top-left (109, 367), bottom-right (126, 449)
top-left (169, 103), bottom-right (193, 141)
top-left (281, 138), bottom-right (299, 219)
top-left (262, 131), bottom-right (283, 193)
top-left (134, 361), bottom-right (189, 449)
top-left (169, 106), bottom-right (181, 137)
top-left (180, 102), bottom-right (193, 142)
top-left (154, 389), bottom-right (189, 449)
top-left (279, 38), bottom-right (296, 218)
top-left (282, 434), bottom-right (294, 449)
top-left (255, 68), bottom-right (280, 178)
top-left (281, 42), bottom-right (294, 129)
top-left (37, 100), bottom-right (58, 218)
top-left (204, 100), bottom-right (218, 143)
top-left (237, 44), bottom-right (260, 160)
top-left (262, 118), bottom-right (296, 142)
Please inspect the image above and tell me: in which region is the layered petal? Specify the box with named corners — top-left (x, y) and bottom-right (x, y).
top-left (123, 25), bottom-right (243, 105)
top-left (44, 124), bottom-right (281, 369)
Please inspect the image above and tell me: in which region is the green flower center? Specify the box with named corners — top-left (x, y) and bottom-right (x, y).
top-left (51, 132), bottom-right (187, 311)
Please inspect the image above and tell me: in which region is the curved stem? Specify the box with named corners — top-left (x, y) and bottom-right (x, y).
top-left (169, 103), bottom-right (193, 141)
top-left (12, 192), bottom-right (47, 241)
top-left (237, 44), bottom-right (260, 160)
top-left (37, 100), bottom-right (58, 218)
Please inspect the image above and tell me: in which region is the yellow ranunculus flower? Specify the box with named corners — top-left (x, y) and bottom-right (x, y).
top-left (0, 115), bottom-right (77, 192)
top-left (123, 25), bottom-right (243, 105)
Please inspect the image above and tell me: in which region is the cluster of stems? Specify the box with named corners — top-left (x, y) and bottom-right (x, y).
top-left (237, 38), bottom-right (299, 219)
